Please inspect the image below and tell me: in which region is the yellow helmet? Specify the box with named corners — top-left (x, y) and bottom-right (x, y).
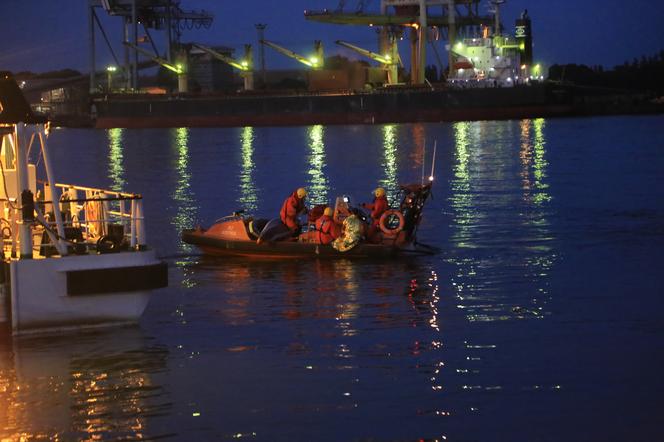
top-left (374, 187), bottom-right (386, 198)
top-left (323, 207), bottom-right (333, 217)
top-left (296, 187), bottom-right (307, 199)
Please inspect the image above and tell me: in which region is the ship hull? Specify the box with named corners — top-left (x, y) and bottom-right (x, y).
top-left (93, 83), bottom-right (590, 129)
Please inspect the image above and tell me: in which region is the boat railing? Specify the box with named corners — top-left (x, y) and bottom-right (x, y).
top-left (1, 182), bottom-right (147, 257)
top-left (46, 182), bottom-right (147, 250)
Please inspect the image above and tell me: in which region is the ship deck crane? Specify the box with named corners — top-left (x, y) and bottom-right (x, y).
top-left (192, 44), bottom-right (254, 91)
top-left (335, 37), bottom-right (401, 85)
top-left (260, 40), bottom-right (324, 69)
top-left (123, 42), bottom-right (188, 92)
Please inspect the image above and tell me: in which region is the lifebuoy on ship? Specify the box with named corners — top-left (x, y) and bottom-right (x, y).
top-left (379, 209), bottom-right (405, 237)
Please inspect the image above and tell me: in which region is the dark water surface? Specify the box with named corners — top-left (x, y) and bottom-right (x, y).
top-left (1, 116), bottom-right (663, 441)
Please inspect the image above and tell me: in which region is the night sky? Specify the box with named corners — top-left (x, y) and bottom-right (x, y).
top-left (1, 0), bottom-right (662, 74)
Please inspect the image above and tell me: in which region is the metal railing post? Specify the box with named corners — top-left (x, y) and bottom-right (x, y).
top-left (136, 199), bottom-right (146, 248)
top-left (130, 198), bottom-right (137, 248)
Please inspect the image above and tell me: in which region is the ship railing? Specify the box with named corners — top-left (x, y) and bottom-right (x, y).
top-left (48, 183), bottom-right (146, 250)
top-left (0, 182), bottom-right (150, 257)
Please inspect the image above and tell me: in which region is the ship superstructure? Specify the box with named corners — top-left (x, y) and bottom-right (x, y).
top-left (448, 8), bottom-right (542, 86)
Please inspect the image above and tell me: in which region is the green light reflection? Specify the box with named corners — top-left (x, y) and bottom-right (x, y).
top-left (306, 125), bottom-right (329, 205)
top-left (519, 118), bottom-right (551, 205)
top-left (532, 118), bottom-right (551, 205)
top-left (449, 120), bottom-right (555, 325)
top-left (107, 128), bottom-right (125, 192)
top-left (171, 127), bottom-right (197, 251)
top-left (449, 121), bottom-right (478, 245)
top-left (238, 127), bottom-right (258, 212)
top-left (380, 125), bottom-right (399, 205)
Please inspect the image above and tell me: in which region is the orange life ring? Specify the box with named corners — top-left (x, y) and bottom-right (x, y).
top-left (379, 209), bottom-right (405, 237)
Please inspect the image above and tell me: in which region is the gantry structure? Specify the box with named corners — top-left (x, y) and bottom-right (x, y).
top-left (305, 0), bottom-right (494, 84)
top-left (88, 0), bottom-right (213, 92)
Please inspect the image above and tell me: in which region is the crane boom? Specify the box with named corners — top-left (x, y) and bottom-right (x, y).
top-left (192, 44), bottom-right (251, 71)
top-left (192, 43), bottom-right (254, 90)
top-left (335, 38), bottom-right (400, 85)
top-left (124, 42), bottom-right (182, 73)
top-left (336, 40), bottom-right (392, 64)
top-left (260, 40), bottom-right (323, 69)
top-left (124, 42), bottom-right (187, 92)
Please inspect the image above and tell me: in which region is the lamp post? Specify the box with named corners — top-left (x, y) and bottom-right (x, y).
top-left (106, 65), bottom-right (117, 91)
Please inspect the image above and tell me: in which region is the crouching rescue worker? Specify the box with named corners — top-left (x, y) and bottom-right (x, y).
top-left (315, 207), bottom-right (340, 245)
top-left (280, 187), bottom-right (308, 236)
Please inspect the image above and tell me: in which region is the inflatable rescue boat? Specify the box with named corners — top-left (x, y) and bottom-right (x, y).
top-left (182, 183), bottom-right (437, 259)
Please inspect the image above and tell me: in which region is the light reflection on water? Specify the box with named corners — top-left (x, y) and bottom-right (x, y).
top-left (380, 125), bottom-right (399, 206)
top-left (0, 329), bottom-right (169, 441)
top-left (306, 125), bottom-right (329, 206)
top-left (3, 117), bottom-right (662, 440)
top-left (448, 119), bottom-right (555, 323)
top-left (170, 127), bottom-right (197, 252)
top-left (107, 128), bottom-right (125, 192)
top-left (238, 126), bottom-right (258, 212)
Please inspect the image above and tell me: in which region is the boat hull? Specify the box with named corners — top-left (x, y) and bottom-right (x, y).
top-left (8, 250), bottom-right (168, 335)
top-left (182, 229), bottom-right (430, 259)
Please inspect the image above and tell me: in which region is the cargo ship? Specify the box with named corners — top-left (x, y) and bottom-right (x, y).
top-left (90, 83), bottom-right (574, 128)
top-left (39, 1), bottom-right (664, 128)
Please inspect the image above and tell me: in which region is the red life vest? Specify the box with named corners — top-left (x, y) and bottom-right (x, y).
top-left (315, 215), bottom-right (337, 244)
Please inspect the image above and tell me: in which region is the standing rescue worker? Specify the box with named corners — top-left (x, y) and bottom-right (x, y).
top-left (315, 207), bottom-right (340, 245)
top-left (361, 187), bottom-right (389, 227)
top-left (280, 187), bottom-right (308, 235)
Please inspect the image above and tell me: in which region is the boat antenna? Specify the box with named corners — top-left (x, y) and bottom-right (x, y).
top-left (429, 140), bottom-right (437, 182)
top-left (421, 138), bottom-right (427, 185)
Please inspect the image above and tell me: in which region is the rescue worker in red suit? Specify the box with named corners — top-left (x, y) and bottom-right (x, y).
top-left (361, 187), bottom-right (389, 227)
top-left (315, 207), bottom-right (340, 245)
top-left (361, 187), bottom-right (389, 242)
top-left (280, 187), bottom-right (308, 235)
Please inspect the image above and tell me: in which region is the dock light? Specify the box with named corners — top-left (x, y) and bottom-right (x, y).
top-left (106, 66), bottom-right (117, 91)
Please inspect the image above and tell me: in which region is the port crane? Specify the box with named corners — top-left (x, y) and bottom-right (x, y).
top-left (260, 40), bottom-right (324, 69)
top-left (123, 42), bottom-right (188, 92)
top-left (89, 0), bottom-right (214, 92)
top-left (335, 37), bottom-right (401, 85)
top-left (305, 0), bottom-right (495, 83)
top-left (192, 44), bottom-right (254, 91)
